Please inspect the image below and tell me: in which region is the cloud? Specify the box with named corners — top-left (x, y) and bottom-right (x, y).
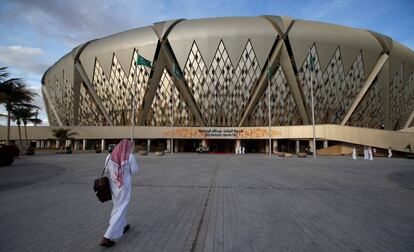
top-left (0, 0), bottom-right (156, 47)
top-left (0, 0), bottom-right (249, 47)
top-left (0, 45), bottom-right (50, 76)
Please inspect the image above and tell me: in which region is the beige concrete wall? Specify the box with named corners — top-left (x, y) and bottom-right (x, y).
top-left (401, 127), bottom-right (414, 133)
top-left (317, 144), bottom-right (354, 155)
top-left (1, 124), bottom-right (413, 153)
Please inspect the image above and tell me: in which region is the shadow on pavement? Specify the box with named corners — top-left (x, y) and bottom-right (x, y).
top-left (386, 170), bottom-right (414, 190)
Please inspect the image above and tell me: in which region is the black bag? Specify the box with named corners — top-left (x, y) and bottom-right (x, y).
top-left (93, 160), bottom-right (112, 203)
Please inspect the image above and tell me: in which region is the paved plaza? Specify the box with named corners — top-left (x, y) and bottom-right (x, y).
top-left (0, 153), bottom-right (413, 251)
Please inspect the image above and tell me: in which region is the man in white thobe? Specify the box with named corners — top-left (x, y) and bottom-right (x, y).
top-left (352, 147), bottom-right (357, 160)
top-left (100, 139), bottom-right (139, 247)
top-left (363, 147), bottom-right (368, 160)
top-left (388, 147), bottom-right (393, 158)
top-left (368, 146), bottom-right (374, 161)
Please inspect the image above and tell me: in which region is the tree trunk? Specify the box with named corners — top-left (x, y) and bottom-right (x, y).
top-left (17, 123), bottom-right (22, 154)
top-left (60, 140), bottom-right (64, 153)
top-left (6, 109), bottom-right (10, 145)
top-left (24, 123), bottom-right (28, 149)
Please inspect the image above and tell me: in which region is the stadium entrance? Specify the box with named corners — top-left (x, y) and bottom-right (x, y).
top-left (174, 139), bottom-right (201, 152)
top-left (241, 139), bottom-right (267, 153)
top-left (207, 139), bottom-right (235, 153)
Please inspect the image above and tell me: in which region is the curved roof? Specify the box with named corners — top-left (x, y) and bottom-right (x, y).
top-left (41, 15), bottom-right (414, 130)
top-left (167, 16), bottom-right (277, 68)
top-left (43, 15), bottom-right (414, 85)
top-left (288, 19), bottom-right (384, 74)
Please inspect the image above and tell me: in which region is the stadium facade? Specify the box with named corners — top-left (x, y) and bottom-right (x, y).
top-left (29, 16), bottom-right (414, 152)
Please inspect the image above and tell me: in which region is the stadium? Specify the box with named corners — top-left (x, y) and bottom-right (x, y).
top-left (22, 16), bottom-right (414, 153)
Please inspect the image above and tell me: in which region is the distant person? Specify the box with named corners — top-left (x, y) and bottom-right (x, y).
top-left (100, 139), bottom-right (139, 247)
top-left (368, 146), bottom-right (374, 161)
top-left (352, 146), bottom-right (357, 160)
top-left (388, 147), bottom-right (393, 158)
top-left (363, 146), bottom-right (368, 160)
top-left (242, 146), bottom-right (245, 154)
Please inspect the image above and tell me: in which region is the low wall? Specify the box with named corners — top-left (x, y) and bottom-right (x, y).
top-left (1, 125), bottom-right (413, 153)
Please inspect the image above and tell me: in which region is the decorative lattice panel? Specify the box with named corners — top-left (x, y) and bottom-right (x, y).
top-left (47, 77), bottom-right (68, 125)
top-left (403, 72), bottom-right (414, 128)
top-left (410, 114), bottom-right (414, 128)
top-left (79, 82), bottom-right (106, 126)
top-left (183, 40), bottom-right (261, 126)
top-left (251, 66), bottom-right (301, 126)
top-left (298, 45), bottom-right (325, 124)
top-left (205, 40), bottom-right (233, 126)
top-left (62, 71), bottom-right (74, 125)
top-left (298, 46), bottom-right (365, 125)
top-left (146, 68), bottom-right (193, 126)
top-left (92, 50), bottom-right (150, 125)
top-left (43, 94), bottom-right (58, 126)
top-left (390, 65), bottom-right (403, 129)
top-left (390, 66), bottom-right (414, 129)
top-left (348, 78), bottom-right (383, 128)
top-left (319, 48), bottom-right (345, 123)
top-left (172, 79), bottom-right (194, 126)
top-left (225, 40), bottom-right (261, 125)
top-left (184, 41), bottom-right (208, 123)
top-left (336, 52), bottom-right (365, 123)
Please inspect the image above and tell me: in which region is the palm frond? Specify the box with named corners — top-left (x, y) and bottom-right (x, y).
top-left (0, 67), bottom-right (10, 81)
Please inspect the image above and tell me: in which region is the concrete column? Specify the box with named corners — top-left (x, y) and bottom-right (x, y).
top-left (66, 140), bottom-right (71, 147)
top-left (309, 140), bottom-right (314, 153)
top-left (56, 140), bottom-right (60, 149)
top-left (265, 141), bottom-right (270, 153)
top-left (202, 139), bottom-right (207, 147)
top-left (147, 139), bottom-right (151, 152)
top-left (166, 139), bottom-right (171, 152)
top-left (47, 140), bottom-right (51, 148)
top-left (235, 139), bottom-right (241, 154)
top-left (174, 141), bottom-right (178, 153)
top-left (36, 141), bottom-right (41, 148)
top-left (323, 140), bottom-right (328, 148)
top-left (74, 140), bottom-right (80, 150)
top-left (273, 139), bottom-right (278, 153)
top-left (82, 139), bottom-right (87, 150)
top-left (101, 139), bottom-right (106, 151)
top-left (295, 140), bottom-right (300, 153)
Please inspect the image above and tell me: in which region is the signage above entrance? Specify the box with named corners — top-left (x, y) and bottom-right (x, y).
top-left (198, 128), bottom-right (241, 137)
top-left (162, 127), bottom-right (282, 139)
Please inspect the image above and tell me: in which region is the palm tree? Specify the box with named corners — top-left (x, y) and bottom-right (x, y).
top-left (52, 128), bottom-right (77, 153)
top-left (14, 107), bottom-right (42, 150)
top-left (10, 106), bottom-right (25, 153)
top-left (0, 70), bottom-right (37, 144)
top-left (11, 105), bottom-right (39, 153)
top-left (23, 110), bottom-right (42, 149)
top-left (0, 67), bottom-right (9, 80)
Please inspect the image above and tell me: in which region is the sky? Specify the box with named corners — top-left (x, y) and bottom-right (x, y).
top-left (0, 0), bottom-right (413, 126)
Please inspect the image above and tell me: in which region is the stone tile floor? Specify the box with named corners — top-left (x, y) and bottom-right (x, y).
top-left (0, 153), bottom-right (413, 251)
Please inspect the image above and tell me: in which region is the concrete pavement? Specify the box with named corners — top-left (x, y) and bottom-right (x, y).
top-left (0, 153), bottom-right (413, 251)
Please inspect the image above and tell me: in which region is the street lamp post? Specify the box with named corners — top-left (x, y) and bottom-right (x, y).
top-left (309, 45), bottom-right (317, 159)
